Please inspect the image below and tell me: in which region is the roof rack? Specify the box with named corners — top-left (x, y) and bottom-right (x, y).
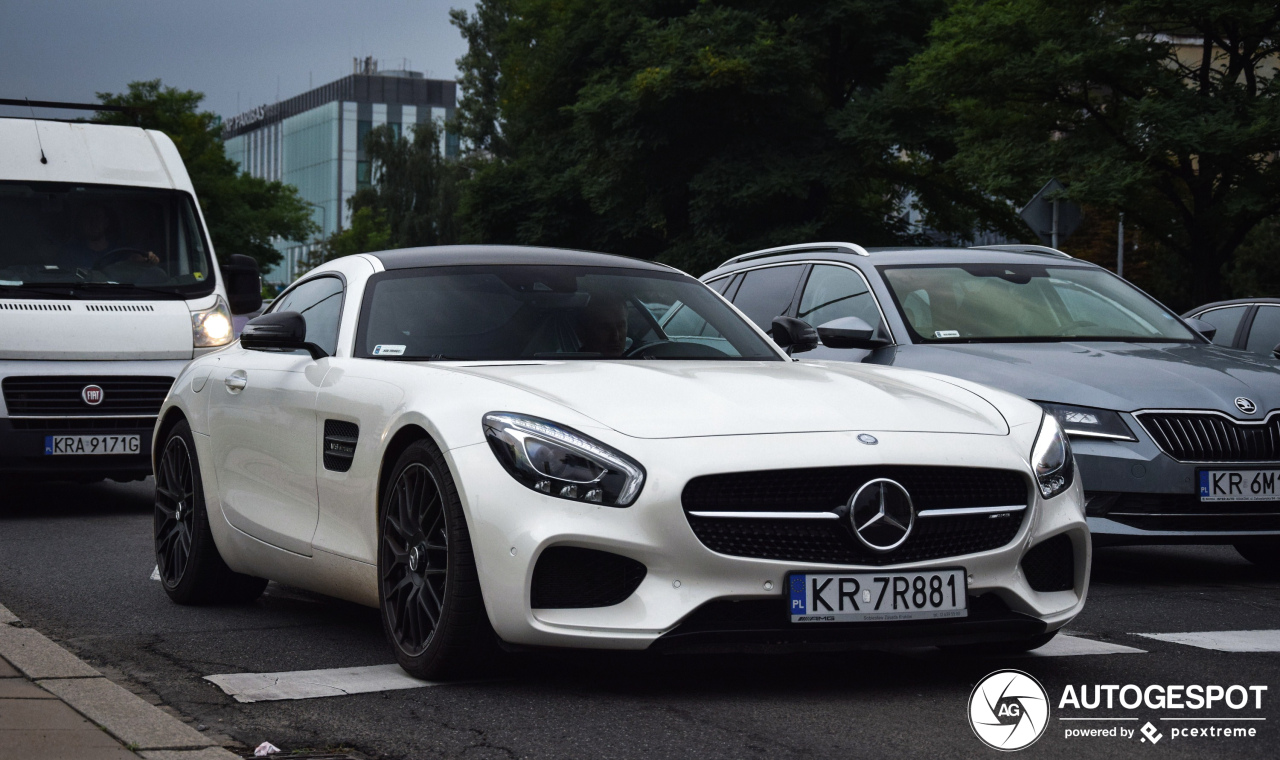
top-left (970, 244), bottom-right (1072, 259)
top-left (719, 241), bottom-right (870, 269)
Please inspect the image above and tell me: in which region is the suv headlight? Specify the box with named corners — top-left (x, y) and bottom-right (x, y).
top-left (1036, 402), bottom-right (1135, 441)
top-left (483, 412), bottom-right (646, 506)
top-left (1032, 412), bottom-right (1075, 499)
top-left (192, 296), bottom-right (233, 347)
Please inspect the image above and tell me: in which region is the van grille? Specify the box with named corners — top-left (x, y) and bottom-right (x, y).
top-left (3, 376), bottom-right (174, 416)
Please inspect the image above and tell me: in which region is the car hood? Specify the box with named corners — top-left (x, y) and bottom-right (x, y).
top-left (437, 360), bottom-right (1009, 439)
top-left (884, 341), bottom-right (1280, 414)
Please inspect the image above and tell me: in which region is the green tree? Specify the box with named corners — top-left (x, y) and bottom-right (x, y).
top-left (94, 80), bottom-right (318, 271)
top-left (450, 0), bottom-right (1001, 274)
top-left (908, 1), bottom-right (1280, 308)
top-left (299, 206), bottom-right (392, 272)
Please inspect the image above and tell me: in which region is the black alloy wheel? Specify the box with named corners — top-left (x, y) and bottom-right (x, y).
top-left (381, 462), bottom-right (450, 655)
top-left (153, 419), bottom-right (268, 605)
top-left (154, 435), bottom-right (196, 585)
top-left (378, 438), bottom-right (497, 679)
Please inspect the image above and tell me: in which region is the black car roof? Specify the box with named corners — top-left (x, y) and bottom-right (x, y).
top-left (371, 245), bottom-right (674, 272)
top-left (702, 245), bottom-right (1102, 279)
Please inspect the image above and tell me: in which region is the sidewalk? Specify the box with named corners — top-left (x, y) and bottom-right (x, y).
top-left (0, 601), bottom-right (238, 760)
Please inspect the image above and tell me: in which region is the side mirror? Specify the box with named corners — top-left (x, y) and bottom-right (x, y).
top-left (240, 311), bottom-right (327, 359)
top-left (221, 254), bottom-right (263, 315)
top-left (1272, 343), bottom-right (1280, 361)
top-left (1185, 317), bottom-right (1218, 342)
top-left (817, 317), bottom-right (891, 350)
top-left (770, 316), bottom-right (819, 354)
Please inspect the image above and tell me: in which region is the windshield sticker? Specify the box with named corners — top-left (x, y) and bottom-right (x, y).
top-left (373, 344), bottom-right (406, 356)
top-left (194, 272), bottom-right (204, 280)
top-left (935, 330), bottom-right (960, 338)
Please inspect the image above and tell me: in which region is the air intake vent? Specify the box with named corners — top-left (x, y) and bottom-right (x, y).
top-left (0, 303), bottom-right (72, 311)
top-left (1021, 533), bottom-right (1075, 592)
top-left (85, 304), bottom-right (156, 312)
top-left (323, 420), bottom-right (359, 472)
top-left (531, 547), bottom-right (647, 608)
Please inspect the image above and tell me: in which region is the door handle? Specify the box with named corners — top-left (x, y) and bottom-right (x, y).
top-left (224, 371), bottom-right (248, 394)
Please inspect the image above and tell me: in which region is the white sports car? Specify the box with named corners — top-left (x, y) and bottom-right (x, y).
top-left (152, 246), bottom-right (1089, 678)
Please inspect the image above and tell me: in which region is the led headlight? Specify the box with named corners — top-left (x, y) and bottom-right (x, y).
top-left (1031, 412), bottom-right (1075, 499)
top-left (483, 412), bottom-right (645, 507)
top-left (1036, 402), bottom-right (1136, 441)
top-left (192, 296), bottom-right (233, 347)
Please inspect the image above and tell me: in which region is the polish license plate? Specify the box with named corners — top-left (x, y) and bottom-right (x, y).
top-left (44, 435), bottom-right (141, 456)
top-left (789, 569), bottom-right (967, 623)
top-left (1199, 469), bottom-right (1280, 501)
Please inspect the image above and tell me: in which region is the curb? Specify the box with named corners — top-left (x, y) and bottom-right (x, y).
top-left (0, 601), bottom-right (239, 760)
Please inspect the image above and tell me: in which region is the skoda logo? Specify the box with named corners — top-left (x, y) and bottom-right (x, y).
top-left (1235, 397), bottom-right (1258, 414)
top-left (81, 385), bottom-right (104, 406)
top-left (969, 670), bottom-right (1049, 751)
top-left (848, 478), bottom-right (914, 552)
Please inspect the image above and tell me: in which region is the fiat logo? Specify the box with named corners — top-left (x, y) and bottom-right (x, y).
top-left (848, 478), bottom-right (915, 552)
top-left (81, 385), bottom-right (104, 406)
top-left (1235, 397), bottom-right (1257, 414)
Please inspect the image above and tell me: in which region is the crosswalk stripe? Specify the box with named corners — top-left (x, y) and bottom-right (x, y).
top-left (1026, 633), bottom-right (1146, 657)
top-left (1136, 630), bottom-right (1280, 652)
top-left (205, 664), bottom-right (441, 703)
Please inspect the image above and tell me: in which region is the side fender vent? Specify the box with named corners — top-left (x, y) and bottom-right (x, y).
top-left (323, 419), bottom-right (359, 472)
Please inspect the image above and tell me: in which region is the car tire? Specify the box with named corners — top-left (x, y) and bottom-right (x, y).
top-left (154, 419), bottom-right (268, 605)
top-left (1234, 542), bottom-right (1280, 571)
top-left (944, 630), bottom-right (1058, 656)
top-left (378, 438), bottom-right (499, 680)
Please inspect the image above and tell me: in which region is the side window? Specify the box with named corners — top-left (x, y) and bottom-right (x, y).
top-left (706, 276), bottom-right (733, 295)
top-left (1196, 306), bottom-right (1247, 348)
top-left (1246, 306), bottom-right (1280, 355)
top-left (798, 264), bottom-right (883, 332)
top-left (271, 276), bottom-right (344, 356)
top-left (730, 265), bottom-right (805, 331)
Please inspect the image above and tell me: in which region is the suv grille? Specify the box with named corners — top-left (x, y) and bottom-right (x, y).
top-left (1137, 412), bottom-right (1280, 463)
top-left (683, 466), bottom-right (1029, 566)
top-left (2, 376), bottom-right (174, 416)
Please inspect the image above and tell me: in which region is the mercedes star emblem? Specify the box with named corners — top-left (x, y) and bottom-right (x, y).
top-left (848, 478), bottom-right (915, 552)
top-left (1235, 397), bottom-right (1258, 414)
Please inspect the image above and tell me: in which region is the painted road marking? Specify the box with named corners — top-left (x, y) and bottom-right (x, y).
top-left (205, 664), bottom-right (442, 703)
top-left (1136, 629), bottom-right (1280, 652)
top-left (1026, 634), bottom-right (1146, 657)
top-left (149, 566), bottom-right (160, 581)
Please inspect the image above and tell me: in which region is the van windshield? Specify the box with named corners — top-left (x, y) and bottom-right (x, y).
top-left (0, 182), bottom-right (215, 298)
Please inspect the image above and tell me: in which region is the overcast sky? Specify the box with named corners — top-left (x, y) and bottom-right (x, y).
top-left (0, 0), bottom-right (470, 120)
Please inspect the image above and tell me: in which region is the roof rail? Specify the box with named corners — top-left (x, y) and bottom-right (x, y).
top-left (970, 244), bottom-right (1072, 259)
top-left (719, 241), bottom-right (870, 269)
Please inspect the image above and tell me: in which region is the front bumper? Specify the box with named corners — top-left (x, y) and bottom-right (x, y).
top-left (1074, 422), bottom-right (1280, 545)
top-left (448, 429), bottom-right (1090, 651)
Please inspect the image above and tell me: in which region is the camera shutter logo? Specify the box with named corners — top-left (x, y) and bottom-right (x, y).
top-left (968, 670), bottom-right (1049, 751)
top-left (81, 385), bottom-right (104, 406)
top-left (1235, 397), bottom-right (1257, 414)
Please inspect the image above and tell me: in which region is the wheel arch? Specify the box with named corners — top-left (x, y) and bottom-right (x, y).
top-left (378, 423), bottom-right (439, 519)
top-left (152, 406), bottom-right (189, 474)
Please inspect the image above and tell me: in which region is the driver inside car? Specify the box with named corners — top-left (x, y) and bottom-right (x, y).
top-left (62, 203), bottom-right (160, 271)
top-left (576, 291), bottom-right (630, 357)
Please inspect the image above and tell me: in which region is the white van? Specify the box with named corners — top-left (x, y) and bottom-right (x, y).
top-left (0, 117), bottom-right (261, 482)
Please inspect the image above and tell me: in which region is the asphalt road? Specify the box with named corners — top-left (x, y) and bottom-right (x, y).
top-left (2, 478), bottom-right (1279, 759)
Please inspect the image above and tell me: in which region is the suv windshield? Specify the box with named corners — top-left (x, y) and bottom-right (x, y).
top-left (0, 181), bottom-right (215, 297)
top-left (880, 263), bottom-right (1197, 343)
top-left (357, 265), bottom-right (781, 361)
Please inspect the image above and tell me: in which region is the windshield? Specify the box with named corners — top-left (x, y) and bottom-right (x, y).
top-left (880, 263), bottom-right (1197, 343)
top-left (357, 265), bottom-right (782, 361)
top-left (0, 181), bottom-right (215, 297)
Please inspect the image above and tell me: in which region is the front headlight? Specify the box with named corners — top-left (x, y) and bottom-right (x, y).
top-left (1031, 412), bottom-right (1075, 499)
top-left (483, 412), bottom-right (646, 507)
top-left (1036, 402), bottom-right (1135, 441)
top-left (192, 296), bottom-right (233, 347)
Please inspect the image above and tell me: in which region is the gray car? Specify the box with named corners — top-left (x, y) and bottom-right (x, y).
top-left (697, 242), bottom-right (1280, 568)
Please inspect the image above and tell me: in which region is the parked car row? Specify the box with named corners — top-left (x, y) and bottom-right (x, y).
top-left (2, 116), bottom-right (1278, 680)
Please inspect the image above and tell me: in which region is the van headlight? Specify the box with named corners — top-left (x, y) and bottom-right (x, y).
top-left (1031, 412), bottom-right (1074, 499)
top-left (192, 297), bottom-right (233, 347)
top-left (483, 412), bottom-right (645, 506)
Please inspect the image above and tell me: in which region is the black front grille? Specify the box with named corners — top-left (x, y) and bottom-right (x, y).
top-left (683, 466), bottom-right (1029, 565)
top-left (530, 547), bottom-right (647, 609)
top-left (323, 420), bottom-right (359, 472)
top-left (1021, 534), bottom-right (1075, 592)
top-left (1138, 412), bottom-right (1280, 463)
top-left (3, 376), bottom-right (173, 416)
top-left (8, 417), bottom-right (156, 431)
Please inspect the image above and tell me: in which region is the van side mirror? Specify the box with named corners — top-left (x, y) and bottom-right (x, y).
top-left (1185, 317), bottom-right (1218, 342)
top-left (240, 311), bottom-right (327, 359)
top-left (770, 316), bottom-right (818, 354)
top-left (221, 254), bottom-right (263, 315)
top-left (817, 317), bottom-right (891, 350)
